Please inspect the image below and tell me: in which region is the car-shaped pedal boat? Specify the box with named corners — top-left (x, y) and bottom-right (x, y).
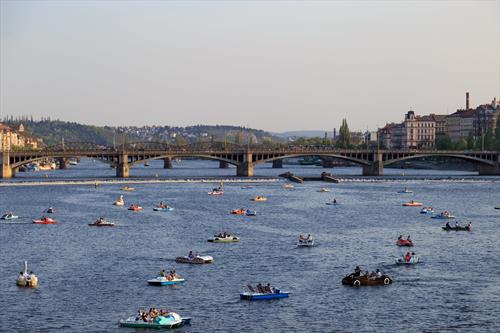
top-left (1, 213), bottom-right (19, 220)
top-left (342, 274), bottom-right (392, 286)
top-left (208, 234), bottom-right (240, 243)
top-left (396, 239), bottom-right (413, 247)
top-left (33, 217), bottom-right (57, 224)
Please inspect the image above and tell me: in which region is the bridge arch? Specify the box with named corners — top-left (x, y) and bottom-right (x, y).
top-left (127, 154), bottom-right (240, 167)
top-left (257, 153), bottom-right (372, 166)
top-left (383, 153), bottom-right (496, 167)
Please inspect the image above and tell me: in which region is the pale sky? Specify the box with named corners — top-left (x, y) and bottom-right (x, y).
top-left (1, 0), bottom-right (499, 132)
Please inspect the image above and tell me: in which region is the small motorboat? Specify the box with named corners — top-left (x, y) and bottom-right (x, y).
top-left (113, 195), bottom-right (125, 206)
top-left (402, 201), bottom-right (422, 207)
top-left (317, 188), bottom-right (330, 193)
top-left (398, 188), bottom-right (413, 194)
top-left (175, 253), bottom-right (213, 264)
top-left (16, 261), bottom-right (38, 288)
top-left (241, 185), bottom-right (253, 189)
top-left (396, 238), bottom-right (413, 247)
top-left (119, 311), bottom-right (191, 329)
top-left (144, 162), bottom-right (150, 167)
top-left (33, 216), bottom-right (57, 224)
top-left (245, 209), bottom-right (257, 216)
top-left (326, 200), bottom-right (340, 206)
top-left (88, 217), bottom-right (115, 227)
top-left (251, 196), bottom-right (267, 202)
top-left (432, 211), bottom-right (456, 219)
top-left (45, 207), bottom-right (55, 214)
top-left (128, 204), bottom-right (143, 211)
top-left (208, 233), bottom-right (240, 243)
top-left (282, 183), bottom-right (294, 189)
top-left (1, 213), bottom-right (19, 220)
top-left (230, 208), bottom-right (246, 215)
top-left (297, 234), bottom-right (314, 247)
top-left (147, 275), bottom-right (185, 286)
top-left (396, 255), bottom-right (419, 265)
top-left (442, 223), bottom-right (472, 231)
top-left (240, 285), bottom-right (289, 300)
top-left (495, 206), bottom-right (500, 210)
top-left (121, 186), bottom-right (135, 191)
top-left (342, 272), bottom-right (392, 286)
top-left (420, 207), bottom-right (434, 214)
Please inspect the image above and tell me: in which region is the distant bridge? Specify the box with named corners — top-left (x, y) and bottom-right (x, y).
top-left (1, 142), bottom-right (499, 178)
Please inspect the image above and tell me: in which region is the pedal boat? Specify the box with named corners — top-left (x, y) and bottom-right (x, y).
top-left (282, 183), bottom-right (294, 189)
top-left (128, 204), bottom-right (143, 211)
top-left (240, 289), bottom-right (289, 300)
top-left (113, 195), bottom-right (125, 206)
top-left (432, 212), bottom-right (455, 219)
top-left (119, 312), bottom-right (191, 329)
top-left (121, 186), bottom-right (135, 191)
top-left (442, 225), bottom-right (471, 231)
top-left (208, 190), bottom-right (223, 196)
top-left (342, 274), bottom-right (392, 286)
top-left (245, 209), bottom-right (257, 216)
top-left (154, 206), bottom-right (174, 212)
top-left (420, 207), bottom-right (434, 214)
top-left (175, 255), bottom-right (213, 264)
top-left (251, 196), bottom-right (267, 202)
top-left (33, 216), bottom-right (57, 224)
top-left (88, 218), bottom-right (115, 227)
top-left (297, 236), bottom-right (314, 247)
top-left (398, 188), bottom-right (413, 194)
top-left (396, 256), bottom-right (419, 264)
top-left (208, 234), bottom-right (240, 243)
top-left (147, 276), bottom-right (185, 286)
top-left (230, 208), bottom-right (246, 215)
top-left (1, 213), bottom-right (19, 220)
top-left (317, 188), bottom-right (330, 192)
top-left (16, 261), bottom-right (38, 288)
top-left (402, 201), bottom-right (422, 207)
top-left (396, 239), bottom-right (413, 247)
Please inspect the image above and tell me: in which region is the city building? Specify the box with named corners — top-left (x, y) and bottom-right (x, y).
top-left (0, 123), bottom-right (41, 150)
top-left (474, 98), bottom-right (500, 138)
top-left (379, 111), bottom-right (436, 149)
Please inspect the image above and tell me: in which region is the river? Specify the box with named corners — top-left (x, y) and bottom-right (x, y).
top-left (1, 159), bottom-right (499, 332)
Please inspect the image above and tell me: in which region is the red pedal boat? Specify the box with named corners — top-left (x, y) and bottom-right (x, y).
top-left (396, 239), bottom-right (413, 247)
top-left (33, 217), bottom-right (57, 224)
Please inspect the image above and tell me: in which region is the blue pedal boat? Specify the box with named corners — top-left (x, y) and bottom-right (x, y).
top-left (240, 290), bottom-right (289, 300)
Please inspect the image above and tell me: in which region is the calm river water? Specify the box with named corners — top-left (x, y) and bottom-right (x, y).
top-left (1, 159), bottom-right (499, 332)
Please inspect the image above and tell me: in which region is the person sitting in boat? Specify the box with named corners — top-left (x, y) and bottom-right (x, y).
top-left (446, 221), bottom-right (451, 228)
top-left (256, 283), bottom-right (265, 293)
top-left (333, 198), bottom-right (337, 204)
top-left (160, 269), bottom-right (166, 277)
top-left (467, 222), bottom-right (472, 229)
top-left (405, 252), bottom-right (411, 262)
top-left (299, 234), bottom-right (305, 241)
top-left (407, 235), bottom-right (411, 241)
top-left (188, 251), bottom-right (194, 259)
top-left (353, 266), bottom-right (362, 277)
top-left (455, 221), bottom-right (459, 228)
top-left (264, 283), bottom-right (273, 293)
top-left (398, 235), bottom-right (403, 240)
top-left (376, 269), bottom-right (382, 278)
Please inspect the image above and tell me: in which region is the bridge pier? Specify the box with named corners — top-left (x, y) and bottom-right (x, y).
top-left (272, 160), bottom-right (283, 168)
top-left (0, 152), bottom-right (13, 179)
top-left (478, 163), bottom-right (500, 175)
top-left (236, 152), bottom-right (254, 177)
top-left (362, 152), bottom-right (383, 176)
top-left (57, 157), bottom-right (68, 169)
top-left (219, 161), bottom-right (229, 169)
top-left (163, 157), bottom-right (173, 169)
top-left (116, 154), bottom-right (129, 178)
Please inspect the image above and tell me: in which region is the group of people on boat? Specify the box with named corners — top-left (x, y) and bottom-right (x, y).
top-left (398, 235), bottom-right (411, 241)
top-left (402, 252), bottom-right (417, 263)
top-left (18, 270), bottom-right (35, 281)
top-left (298, 234), bottom-right (313, 242)
top-left (352, 266), bottom-right (383, 279)
top-left (215, 232), bottom-right (232, 238)
top-left (445, 221), bottom-right (472, 229)
top-left (135, 308), bottom-right (170, 323)
top-left (248, 283), bottom-right (275, 294)
top-left (159, 269), bottom-right (178, 281)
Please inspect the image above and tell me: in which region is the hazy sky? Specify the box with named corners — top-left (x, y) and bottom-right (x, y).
top-left (1, 0), bottom-right (499, 132)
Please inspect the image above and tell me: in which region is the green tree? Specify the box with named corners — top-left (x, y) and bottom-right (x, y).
top-left (436, 135), bottom-right (453, 150)
top-left (338, 118), bottom-right (350, 148)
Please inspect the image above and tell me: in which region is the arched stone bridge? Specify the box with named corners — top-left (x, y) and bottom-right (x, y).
top-left (1, 143), bottom-right (499, 178)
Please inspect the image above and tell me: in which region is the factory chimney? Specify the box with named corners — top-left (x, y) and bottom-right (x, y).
top-left (466, 92), bottom-right (470, 110)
